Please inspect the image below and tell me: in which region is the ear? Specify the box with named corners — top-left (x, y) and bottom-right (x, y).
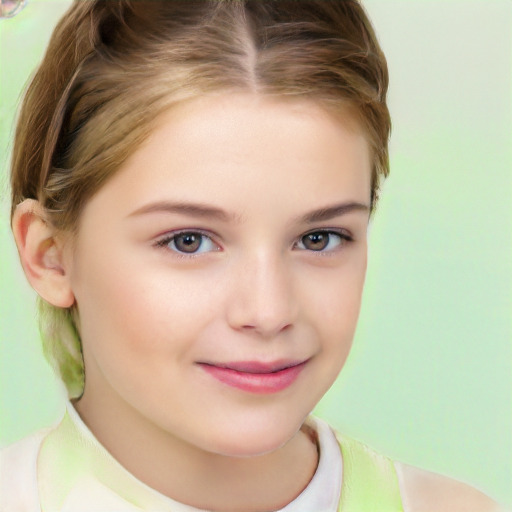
top-left (12, 199), bottom-right (75, 308)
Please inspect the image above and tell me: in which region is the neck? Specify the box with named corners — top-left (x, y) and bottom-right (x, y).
top-left (74, 387), bottom-right (318, 512)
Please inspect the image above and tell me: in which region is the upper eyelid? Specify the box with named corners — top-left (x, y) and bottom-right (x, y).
top-left (155, 228), bottom-right (219, 243)
top-left (298, 227), bottom-right (353, 240)
top-left (153, 226), bottom-right (351, 237)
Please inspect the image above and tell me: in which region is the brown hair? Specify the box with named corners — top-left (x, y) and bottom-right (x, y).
top-left (11, 0), bottom-right (390, 397)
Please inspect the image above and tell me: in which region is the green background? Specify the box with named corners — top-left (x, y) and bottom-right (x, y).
top-left (1, 0), bottom-right (511, 507)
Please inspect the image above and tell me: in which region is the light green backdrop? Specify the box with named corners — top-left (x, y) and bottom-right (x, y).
top-left (1, 0), bottom-right (511, 507)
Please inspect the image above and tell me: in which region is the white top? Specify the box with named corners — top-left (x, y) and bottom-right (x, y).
top-left (0, 405), bottom-right (342, 512)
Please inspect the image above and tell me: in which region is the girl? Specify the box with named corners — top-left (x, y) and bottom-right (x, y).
top-left (1, 1), bottom-right (508, 511)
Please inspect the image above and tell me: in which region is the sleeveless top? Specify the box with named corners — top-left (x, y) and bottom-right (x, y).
top-left (0, 406), bottom-right (404, 512)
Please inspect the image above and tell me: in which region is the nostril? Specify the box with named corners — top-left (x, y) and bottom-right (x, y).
top-left (240, 322), bottom-right (292, 336)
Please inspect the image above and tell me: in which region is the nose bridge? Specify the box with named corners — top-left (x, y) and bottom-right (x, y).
top-left (227, 248), bottom-right (296, 337)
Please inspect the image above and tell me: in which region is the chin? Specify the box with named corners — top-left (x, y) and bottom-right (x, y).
top-left (200, 416), bottom-right (304, 459)
top-left (210, 438), bottom-right (288, 459)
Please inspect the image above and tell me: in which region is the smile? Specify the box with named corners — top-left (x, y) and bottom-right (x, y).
top-left (198, 360), bottom-right (309, 394)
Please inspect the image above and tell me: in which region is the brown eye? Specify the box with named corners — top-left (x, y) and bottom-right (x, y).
top-left (297, 231), bottom-right (346, 252)
top-left (156, 231), bottom-right (219, 255)
top-left (174, 232), bottom-right (202, 253)
top-left (302, 232), bottom-right (329, 251)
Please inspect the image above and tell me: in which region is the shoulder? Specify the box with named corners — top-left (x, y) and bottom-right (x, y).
top-left (323, 420), bottom-right (507, 512)
top-left (0, 429), bottom-right (50, 511)
top-left (395, 461), bottom-right (508, 512)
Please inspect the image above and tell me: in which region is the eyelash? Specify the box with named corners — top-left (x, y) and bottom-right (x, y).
top-left (154, 229), bottom-right (353, 258)
top-left (295, 230), bottom-right (353, 253)
top-left (154, 229), bottom-right (220, 258)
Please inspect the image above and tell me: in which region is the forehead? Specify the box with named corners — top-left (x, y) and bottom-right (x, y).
top-left (80, 93), bottom-right (372, 223)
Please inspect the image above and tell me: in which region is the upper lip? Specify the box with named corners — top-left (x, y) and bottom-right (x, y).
top-left (198, 359), bottom-right (308, 374)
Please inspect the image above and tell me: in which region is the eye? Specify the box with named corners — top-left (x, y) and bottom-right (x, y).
top-left (156, 231), bottom-right (219, 255)
top-left (295, 230), bottom-right (350, 252)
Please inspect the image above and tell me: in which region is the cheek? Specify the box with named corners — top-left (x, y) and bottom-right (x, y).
top-left (305, 250), bottom-right (367, 346)
top-left (318, 246), bottom-right (367, 305)
top-left (73, 248), bottom-right (222, 360)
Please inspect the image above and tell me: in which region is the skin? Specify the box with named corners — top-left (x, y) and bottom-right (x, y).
top-left (13, 94), bottom-right (505, 512)
top-left (67, 94), bottom-right (370, 511)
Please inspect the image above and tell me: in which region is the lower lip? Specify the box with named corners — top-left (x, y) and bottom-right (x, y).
top-left (199, 362), bottom-right (307, 394)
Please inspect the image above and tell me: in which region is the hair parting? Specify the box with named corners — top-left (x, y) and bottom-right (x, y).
top-left (11, 0), bottom-right (390, 397)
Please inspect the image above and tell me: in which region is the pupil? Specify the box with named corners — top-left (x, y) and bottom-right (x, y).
top-left (176, 233), bottom-right (201, 252)
top-left (305, 232), bottom-right (328, 250)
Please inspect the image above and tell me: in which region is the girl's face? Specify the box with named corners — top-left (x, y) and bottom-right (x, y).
top-left (68, 93), bottom-right (371, 457)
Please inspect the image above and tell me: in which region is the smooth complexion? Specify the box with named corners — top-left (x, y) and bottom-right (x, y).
top-left (67, 94), bottom-right (371, 511)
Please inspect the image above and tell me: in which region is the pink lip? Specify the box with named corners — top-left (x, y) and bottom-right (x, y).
top-left (198, 360), bottom-right (308, 394)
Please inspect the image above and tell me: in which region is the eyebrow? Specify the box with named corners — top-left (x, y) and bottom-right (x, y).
top-left (128, 201), bottom-right (239, 222)
top-left (128, 200), bottom-right (369, 223)
top-left (297, 201), bottom-right (370, 223)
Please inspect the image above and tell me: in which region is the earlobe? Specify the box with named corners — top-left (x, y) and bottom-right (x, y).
top-left (12, 199), bottom-right (75, 308)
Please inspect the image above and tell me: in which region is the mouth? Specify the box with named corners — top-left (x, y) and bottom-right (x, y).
top-left (197, 359), bottom-right (309, 394)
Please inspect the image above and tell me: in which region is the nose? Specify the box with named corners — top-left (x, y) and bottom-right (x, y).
top-left (226, 252), bottom-right (297, 338)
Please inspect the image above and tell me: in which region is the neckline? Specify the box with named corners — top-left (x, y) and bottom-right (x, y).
top-left (60, 403), bottom-right (343, 511)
